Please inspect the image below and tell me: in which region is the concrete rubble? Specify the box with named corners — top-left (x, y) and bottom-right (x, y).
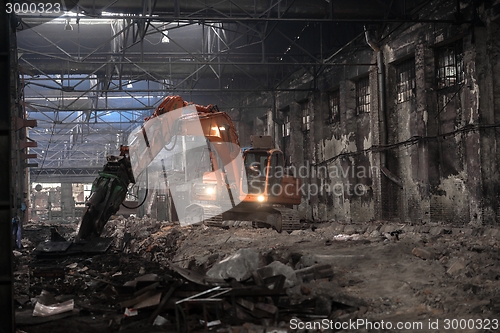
top-left (206, 248), bottom-right (262, 282)
top-left (11, 217), bottom-right (500, 332)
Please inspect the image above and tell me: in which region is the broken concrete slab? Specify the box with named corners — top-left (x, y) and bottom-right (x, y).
top-left (483, 228), bottom-right (500, 238)
top-left (295, 264), bottom-right (333, 283)
top-left (331, 223), bottom-right (345, 233)
top-left (343, 225), bottom-right (356, 235)
top-left (206, 248), bottom-right (261, 282)
top-left (446, 259), bottom-right (467, 276)
top-left (412, 247), bottom-right (434, 260)
top-left (256, 261), bottom-right (298, 288)
top-left (403, 226), bottom-right (416, 233)
top-left (366, 224), bottom-right (381, 233)
top-left (429, 227), bottom-right (445, 236)
top-left (296, 254), bottom-right (320, 268)
top-left (380, 224), bottom-right (397, 233)
top-left (168, 261), bottom-right (227, 286)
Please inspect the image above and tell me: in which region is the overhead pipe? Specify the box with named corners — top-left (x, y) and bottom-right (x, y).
top-left (364, 26), bottom-right (403, 189)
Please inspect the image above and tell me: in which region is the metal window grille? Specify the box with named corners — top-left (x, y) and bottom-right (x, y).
top-left (282, 113), bottom-right (290, 137)
top-left (436, 40), bottom-right (464, 89)
top-left (301, 102), bottom-right (310, 131)
top-left (396, 58), bottom-right (416, 103)
top-left (328, 90), bottom-right (340, 122)
top-left (356, 76), bottom-right (370, 114)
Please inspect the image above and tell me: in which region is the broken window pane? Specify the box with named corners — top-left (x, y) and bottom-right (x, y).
top-left (396, 58), bottom-right (416, 103)
top-left (436, 40), bottom-right (464, 90)
top-left (301, 101), bottom-right (310, 131)
top-left (328, 89), bottom-right (340, 122)
top-left (282, 113), bottom-right (290, 137)
top-left (356, 76), bottom-right (370, 114)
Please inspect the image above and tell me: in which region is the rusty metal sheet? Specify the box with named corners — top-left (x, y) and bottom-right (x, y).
top-left (32, 267), bottom-right (65, 279)
top-left (81, 237), bottom-right (113, 253)
top-left (134, 292), bottom-right (162, 309)
top-left (35, 241), bottom-right (71, 253)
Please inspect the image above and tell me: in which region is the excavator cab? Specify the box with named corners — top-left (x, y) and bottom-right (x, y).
top-left (186, 143), bottom-right (302, 232)
top-left (244, 151), bottom-right (268, 194)
top-left (241, 148), bottom-right (300, 205)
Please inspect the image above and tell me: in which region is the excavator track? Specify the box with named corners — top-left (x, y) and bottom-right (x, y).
top-left (185, 204), bottom-right (223, 227)
top-left (273, 206), bottom-right (301, 233)
top-left (202, 205), bottom-right (223, 228)
top-left (188, 204), bottom-right (300, 233)
top-left (251, 206), bottom-right (301, 233)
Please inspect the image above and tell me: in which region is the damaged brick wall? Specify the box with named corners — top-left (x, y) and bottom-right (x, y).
top-left (237, 0), bottom-right (500, 225)
top-left (475, 22), bottom-right (500, 225)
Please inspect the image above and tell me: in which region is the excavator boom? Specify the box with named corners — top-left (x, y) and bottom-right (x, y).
top-left (76, 95), bottom-right (302, 241)
top-left (75, 96), bottom-right (241, 241)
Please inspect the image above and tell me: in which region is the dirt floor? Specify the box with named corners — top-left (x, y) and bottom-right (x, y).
top-left (12, 216), bottom-right (500, 333)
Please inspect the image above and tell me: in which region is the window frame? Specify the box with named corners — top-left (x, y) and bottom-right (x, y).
top-left (282, 112), bottom-right (290, 137)
top-left (300, 100), bottom-right (310, 132)
top-left (436, 39), bottom-right (464, 90)
top-left (356, 76), bottom-right (371, 115)
top-left (396, 58), bottom-right (416, 104)
top-left (328, 89), bottom-right (340, 123)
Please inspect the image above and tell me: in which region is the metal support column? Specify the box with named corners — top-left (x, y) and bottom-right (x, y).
top-left (0, 5), bottom-right (15, 333)
top-left (61, 183), bottom-right (75, 220)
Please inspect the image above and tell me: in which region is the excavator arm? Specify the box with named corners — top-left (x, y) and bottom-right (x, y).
top-left (75, 96), bottom-right (240, 241)
top-left (75, 147), bottom-right (134, 241)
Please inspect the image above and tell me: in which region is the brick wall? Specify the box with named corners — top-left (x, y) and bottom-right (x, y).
top-left (237, 1), bottom-right (500, 225)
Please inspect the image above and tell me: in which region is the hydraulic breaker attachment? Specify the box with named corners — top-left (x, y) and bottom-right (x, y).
top-left (75, 154), bottom-right (134, 242)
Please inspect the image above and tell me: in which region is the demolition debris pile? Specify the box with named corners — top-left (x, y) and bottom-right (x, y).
top-left (12, 216), bottom-right (500, 332)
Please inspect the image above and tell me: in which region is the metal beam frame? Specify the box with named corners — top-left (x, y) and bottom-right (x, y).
top-left (15, 0), bottom-right (450, 181)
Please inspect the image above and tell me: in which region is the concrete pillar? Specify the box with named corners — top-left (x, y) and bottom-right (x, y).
top-left (414, 41), bottom-right (432, 223)
top-left (472, 26), bottom-right (499, 225)
top-left (418, 36), bottom-right (440, 223)
top-left (288, 101), bottom-right (309, 219)
top-left (60, 183), bottom-right (75, 220)
top-left (368, 68), bottom-right (383, 223)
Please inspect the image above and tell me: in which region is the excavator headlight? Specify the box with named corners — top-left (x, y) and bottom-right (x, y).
top-left (257, 195), bottom-right (265, 202)
top-left (205, 186), bottom-right (216, 195)
top-left (192, 183), bottom-right (217, 200)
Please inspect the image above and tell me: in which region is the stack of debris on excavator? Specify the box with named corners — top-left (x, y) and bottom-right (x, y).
top-left (14, 216), bottom-right (367, 333)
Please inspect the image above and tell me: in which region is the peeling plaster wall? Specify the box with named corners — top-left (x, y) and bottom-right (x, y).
top-left (238, 0), bottom-right (500, 226)
top-left (489, 20), bottom-right (500, 224)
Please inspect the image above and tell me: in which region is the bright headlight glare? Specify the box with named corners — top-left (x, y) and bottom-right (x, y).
top-left (205, 186), bottom-right (215, 195)
top-left (257, 195), bottom-right (265, 202)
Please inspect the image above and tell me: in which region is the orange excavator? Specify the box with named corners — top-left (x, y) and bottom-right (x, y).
top-left (75, 96), bottom-right (301, 241)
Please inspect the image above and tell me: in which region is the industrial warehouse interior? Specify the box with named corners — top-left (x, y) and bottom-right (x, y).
top-left (2, 0), bottom-right (500, 332)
